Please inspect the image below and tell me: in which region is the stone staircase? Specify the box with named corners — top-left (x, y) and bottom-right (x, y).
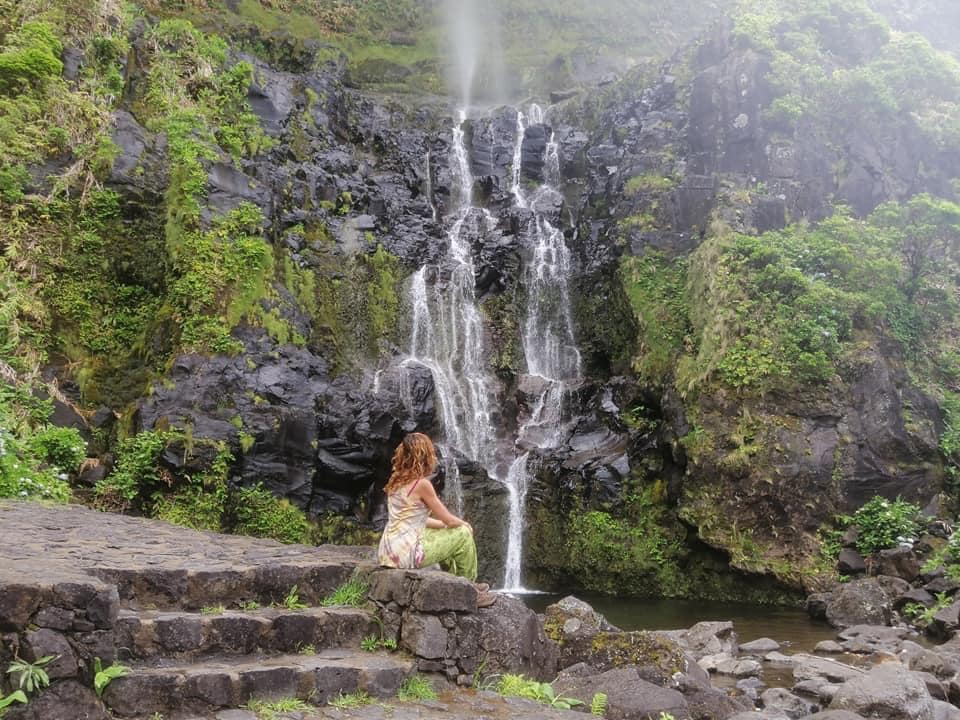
top-left (99, 555), bottom-right (416, 718)
top-left (0, 503), bottom-right (417, 720)
top-left (1, 503), bottom-right (554, 720)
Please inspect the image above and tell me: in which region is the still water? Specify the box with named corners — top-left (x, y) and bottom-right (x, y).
top-left (520, 594), bottom-right (838, 653)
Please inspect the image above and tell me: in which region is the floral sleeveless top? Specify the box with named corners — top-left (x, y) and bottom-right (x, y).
top-left (377, 479), bottom-right (429, 569)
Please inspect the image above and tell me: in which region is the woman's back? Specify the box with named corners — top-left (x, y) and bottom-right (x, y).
top-left (378, 478), bottom-right (430, 568)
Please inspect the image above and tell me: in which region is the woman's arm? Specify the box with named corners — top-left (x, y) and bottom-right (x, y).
top-left (425, 517), bottom-right (446, 529)
top-left (416, 479), bottom-right (469, 529)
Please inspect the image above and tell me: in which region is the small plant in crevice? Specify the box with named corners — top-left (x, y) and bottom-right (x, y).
top-left (360, 614), bottom-right (397, 652)
top-left (591, 691), bottom-right (608, 716)
top-left (296, 643), bottom-right (316, 655)
top-left (0, 690), bottom-right (28, 715)
top-left (93, 657), bottom-right (131, 697)
top-left (238, 599), bottom-right (261, 611)
top-left (397, 675), bottom-right (437, 702)
top-left (245, 697), bottom-right (312, 719)
top-left (6, 654), bottom-right (55, 695)
top-left (493, 673), bottom-right (583, 710)
top-left (320, 575), bottom-right (369, 607)
top-left (903, 592), bottom-right (952, 629)
top-left (277, 585), bottom-right (307, 610)
top-left (360, 634), bottom-right (398, 652)
top-left (328, 689), bottom-right (373, 710)
top-left (201, 605), bottom-right (226, 615)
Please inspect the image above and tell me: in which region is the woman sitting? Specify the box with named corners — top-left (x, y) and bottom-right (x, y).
top-left (377, 432), bottom-right (496, 607)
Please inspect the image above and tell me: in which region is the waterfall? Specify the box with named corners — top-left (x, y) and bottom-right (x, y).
top-left (502, 105), bottom-right (582, 592)
top-left (395, 104), bottom-right (581, 592)
top-left (405, 111), bottom-right (499, 517)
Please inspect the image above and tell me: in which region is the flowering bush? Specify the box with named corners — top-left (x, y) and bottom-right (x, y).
top-left (846, 496), bottom-right (920, 556)
top-left (0, 427), bottom-right (72, 502)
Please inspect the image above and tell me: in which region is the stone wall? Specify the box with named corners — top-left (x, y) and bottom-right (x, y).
top-left (368, 569), bottom-right (558, 684)
top-left (0, 566), bottom-right (118, 719)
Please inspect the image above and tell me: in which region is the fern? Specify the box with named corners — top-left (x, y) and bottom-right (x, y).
top-left (591, 692), bottom-right (608, 716)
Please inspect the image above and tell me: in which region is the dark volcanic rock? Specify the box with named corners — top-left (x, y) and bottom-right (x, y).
top-left (825, 577), bottom-right (911, 628)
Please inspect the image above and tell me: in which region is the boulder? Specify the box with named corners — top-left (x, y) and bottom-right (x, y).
top-left (553, 666), bottom-right (690, 720)
top-left (899, 640), bottom-right (956, 679)
top-left (741, 637), bottom-right (780, 653)
top-left (825, 576), bottom-right (910, 628)
top-left (544, 597), bottom-right (696, 681)
top-left (670, 621), bottom-right (739, 659)
top-left (930, 599), bottom-right (960, 639)
top-left (829, 662), bottom-right (935, 720)
top-left (792, 654), bottom-right (864, 685)
top-left (761, 687), bottom-right (817, 718)
top-left (877, 548), bottom-right (921, 583)
top-left (838, 549), bottom-right (866, 575)
top-left (837, 624), bottom-right (914, 654)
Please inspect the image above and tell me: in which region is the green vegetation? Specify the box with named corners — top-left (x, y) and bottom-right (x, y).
top-left (733, 0), bottom-right (960, 152)
top-left (842, 496), bottom-right (920, 556)
top-left (94, 430), bottom-right (175, 512)
top-left (320, 575), bottom-right (370, 607)
top-left (0, 690), bottom-right (27, 715)
top-left (361, 634), bottom-right (398, 652)
top-left (230, 484), bottom-right (311, 544)
top-left (278, 585), bottom-right (308, 611)
top-left (528, 481), bottom-right (698, 598)
top-left (676, 197), bottom-right (960, 395)
top-left (620, 252), bottom-right (691, 384)
top-left (329, 690), bottom-right (373, 709)
top-left (138, 0), bottom-right (729, 98)
top-left (93, 658), bottom-right (131, 697)
top-left (903, 591), bottom-right (951, 629)
top-left (245, 697), bottom-right (312, 719)
top-left (591, 692), bottom-right (608, 716)
top-left (5, 654), bottom-right (53, 696)
top-left (494, 674), bottom-right (583, 710)
top-left (397, 676), bottom-right (437, 701)
top-left (624, 174), bottom-right (677, 196)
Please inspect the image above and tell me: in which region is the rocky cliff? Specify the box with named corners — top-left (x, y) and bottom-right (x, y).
top-left (1, 0), bottom-right (959, 601)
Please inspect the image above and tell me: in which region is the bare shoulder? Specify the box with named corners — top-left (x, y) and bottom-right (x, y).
top-left (413, 476), bottom-right (437, 498)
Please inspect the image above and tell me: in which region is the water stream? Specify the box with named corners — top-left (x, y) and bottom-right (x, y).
top-left (502, 106), bottom-right (582, 591)
top-left (396, 104), bottom-right (584, 590)
top-left (405, 112), bottom-right (500, 517)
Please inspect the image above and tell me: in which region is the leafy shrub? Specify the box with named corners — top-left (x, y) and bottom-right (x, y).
top-left (0, 22), bottom-right (64, 93)
top-left (845, 496), bottom-right (920, 555)
top-left (94, 430), bottom-right (172, 511)
top-left (229, 484), bottom-right (310, 544)
top-left (0, 427), bottom-right (72, 502)
top-left (153, 484), bottom-right (225, 531)
top-left (566, 503), bottom-right (683, 595)
top-left (27, 425), bottom-right (86, 472)
top-left (0, 164), bottom-right (29, 202)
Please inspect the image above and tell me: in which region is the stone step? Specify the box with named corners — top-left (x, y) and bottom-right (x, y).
top-left (102, 649), bottom-right (415, 718)
top-left (116, 606), bottom-right (377, 663)
top-left (90, 555), bottom-right (371, 612)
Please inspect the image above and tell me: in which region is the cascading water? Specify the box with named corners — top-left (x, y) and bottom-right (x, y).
top-left (502, 106), bottom-right (582, 592)
top-left (405, 112), bottom-right (500, 516)
top-left (394, 97), bottom-right (581, 591)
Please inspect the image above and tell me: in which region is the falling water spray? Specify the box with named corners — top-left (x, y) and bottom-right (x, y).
top-left (443, 0), bottom-right (506, 107)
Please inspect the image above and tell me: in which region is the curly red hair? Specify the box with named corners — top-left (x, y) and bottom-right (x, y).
top-left (384, 433), bottom-right (437, 494)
